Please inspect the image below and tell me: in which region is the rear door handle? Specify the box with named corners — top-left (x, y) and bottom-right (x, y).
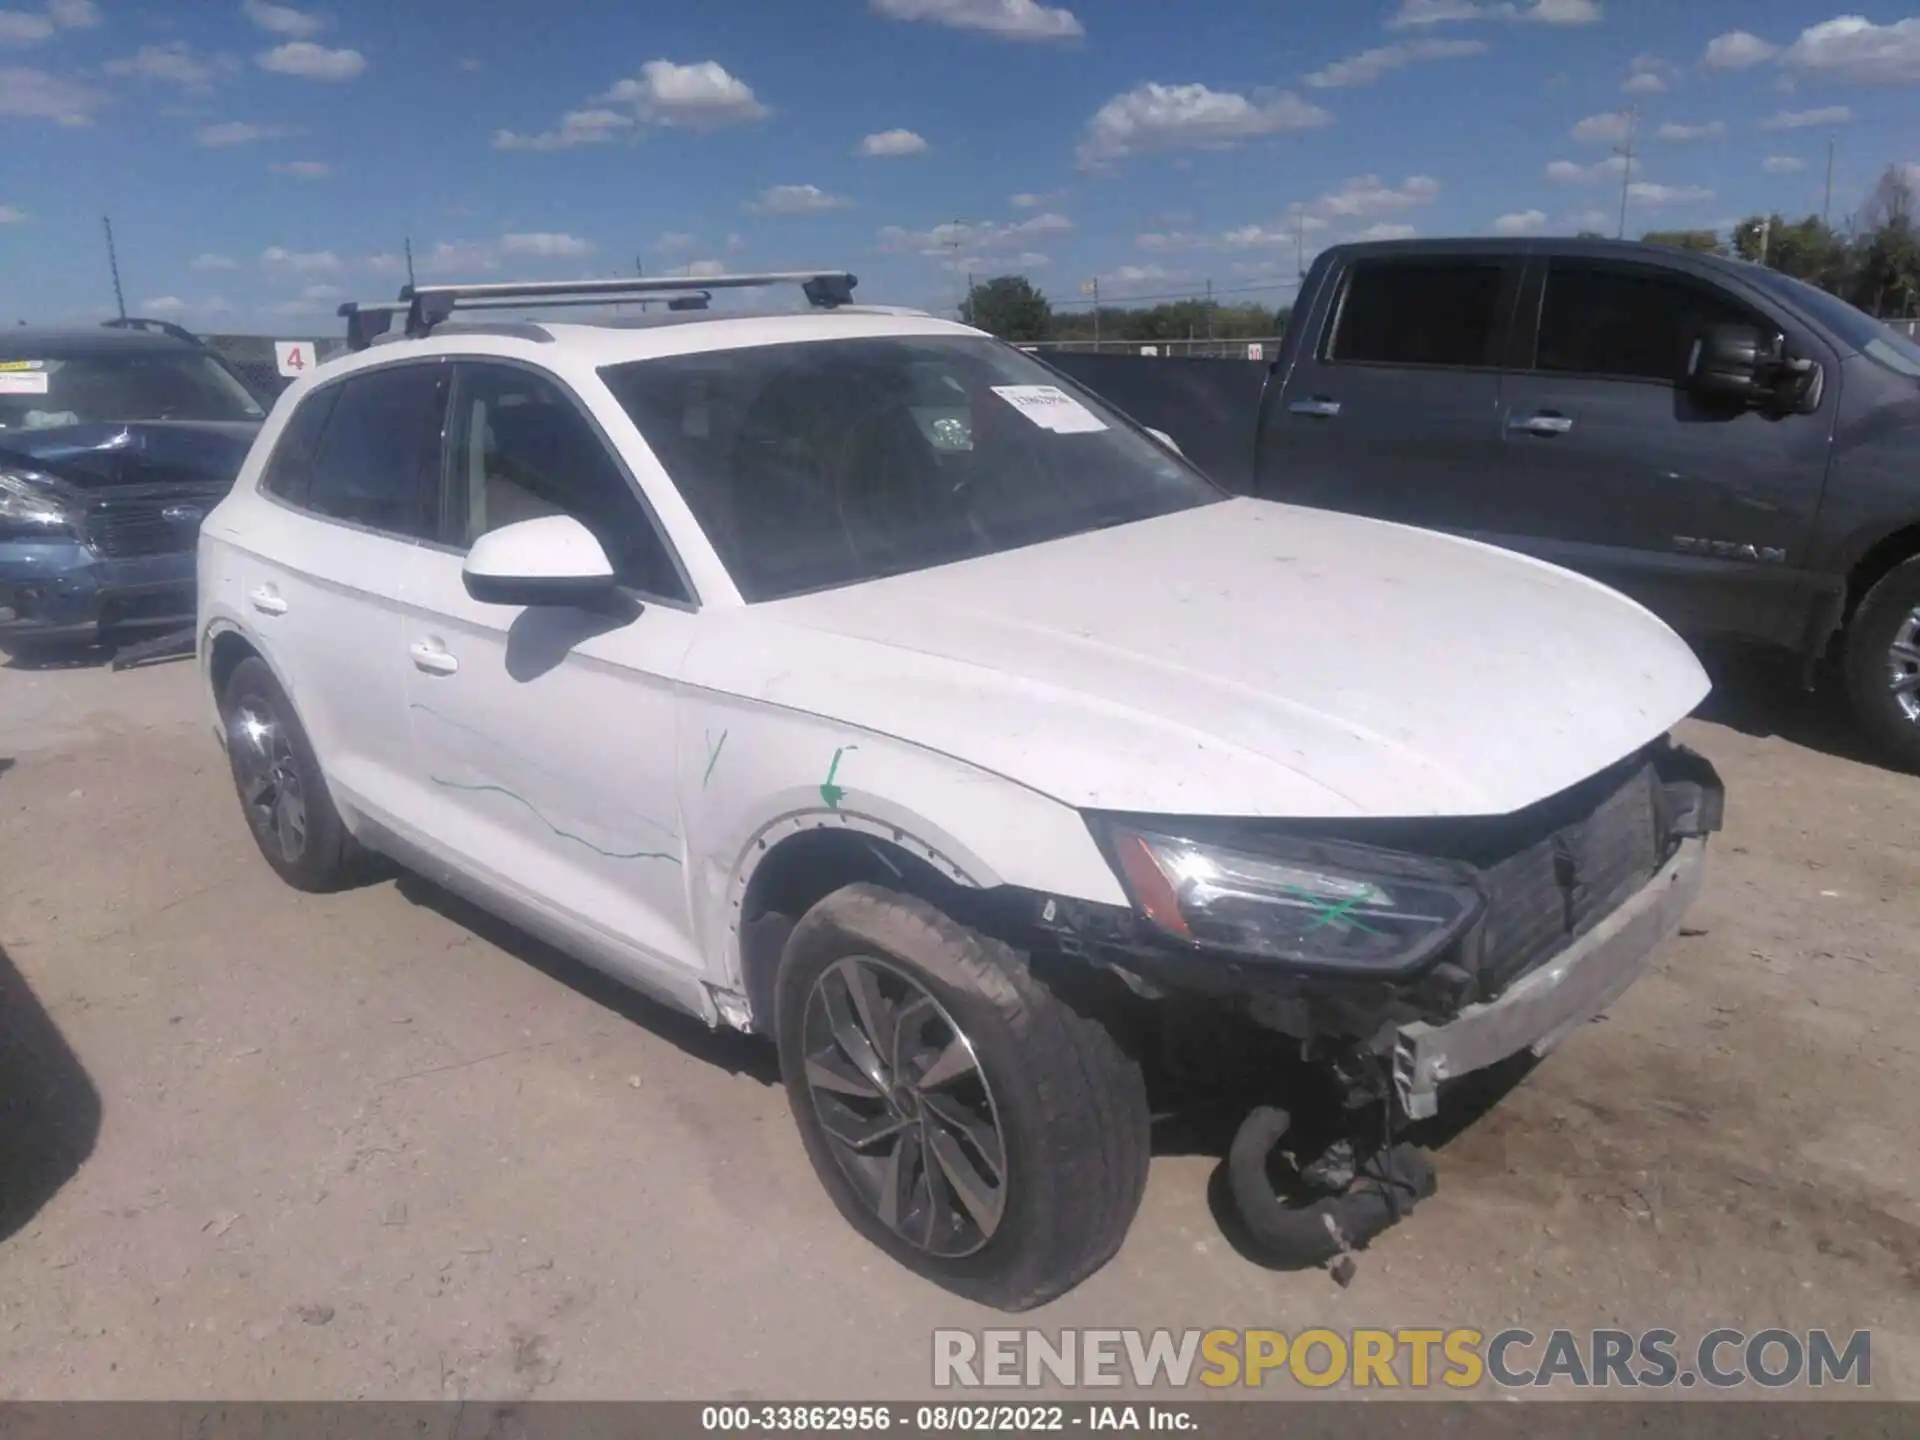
top-left (1508, 411), bottom-right (1575, 437)
top-left (248, 587), bottom-right (287, 616)
top-left (409, 641), bottom-right (459, 676)
top-left (1288, 397), bottom-right (1342, 418)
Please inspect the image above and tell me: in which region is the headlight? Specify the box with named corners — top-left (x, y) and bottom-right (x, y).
top-left (1098, 823), bottom-right (1483, 976)
top-left (0, 469), bottom-right (79, 540)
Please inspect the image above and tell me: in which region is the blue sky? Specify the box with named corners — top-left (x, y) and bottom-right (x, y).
top-left (0, 0), bottom-right (1911, 333)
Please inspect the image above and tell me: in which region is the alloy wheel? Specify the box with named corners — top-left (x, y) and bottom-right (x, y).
top-left (230, 701), bottom-right (308, 863)
top-left (801, 955), bottom-right (1008, 1258)
top-left (1890, 607), bottom-right (1920, 722)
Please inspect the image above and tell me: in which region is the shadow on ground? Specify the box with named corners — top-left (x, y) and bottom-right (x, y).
top-left (392, 872), bottom-right (780, 1086)
top-left (1690, 644), bottom-right (1891, 769)
top-left (0, 942), bottom-right (102, 1244)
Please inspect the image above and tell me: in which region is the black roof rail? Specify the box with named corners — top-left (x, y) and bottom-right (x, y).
top-left (102, 316), bottom-right (209, 348)
top-left (336, 270), bottom-right (856, 350)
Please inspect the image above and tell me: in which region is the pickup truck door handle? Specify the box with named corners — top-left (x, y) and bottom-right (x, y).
top-left (409, 641), bottom-right (459, 676)
top-left (1508, 411), bottom-right (1575, 437)
top-left (248, 586), bottom-right (288, 617)
top-left (1288, 397), bottom-right (1342, 418)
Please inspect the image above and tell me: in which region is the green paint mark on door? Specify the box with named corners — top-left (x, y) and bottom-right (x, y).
top-left (702, 729), bottom-right (728, 789)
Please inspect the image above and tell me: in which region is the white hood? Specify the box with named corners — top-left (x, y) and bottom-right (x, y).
top-left (704, 497), bottom-right (1710, 819)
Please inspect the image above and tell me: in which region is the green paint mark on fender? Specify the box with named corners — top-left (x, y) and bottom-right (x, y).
top-left (819, 745), bottom-right (857, 810)
top-left (428, 777), bottom-right (682, 863)
top-left (702, 728), bottom-right (728, 789)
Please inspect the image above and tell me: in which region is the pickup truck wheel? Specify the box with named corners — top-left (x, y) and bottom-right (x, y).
top-left (1843, 557), bottom-right (1920, 771)
top-left (219, 656), bottom-right (357, 891)
top-left (775, 883), bottom-right (1150, 1311)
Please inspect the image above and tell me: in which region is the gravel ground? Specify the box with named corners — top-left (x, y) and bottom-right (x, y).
top-left (0, 651), bottom-right (1915, 1401)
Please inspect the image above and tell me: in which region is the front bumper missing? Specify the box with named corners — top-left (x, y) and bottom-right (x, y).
top-left (1392, 836), bottom-right (1708, 1120)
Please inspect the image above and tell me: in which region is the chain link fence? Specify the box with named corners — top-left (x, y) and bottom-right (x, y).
top-left (200, 333), bottom-right (349, 400)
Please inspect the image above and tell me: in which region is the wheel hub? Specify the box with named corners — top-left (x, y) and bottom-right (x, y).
top-left (230, 701), bottom-right (308, 863)
top-left (801, 955), bottom-right (1008, 1259)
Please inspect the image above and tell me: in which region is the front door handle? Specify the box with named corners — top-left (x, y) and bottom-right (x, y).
top-left (248, 586), bottom-right (287, 616)
top-left (1508, 411), bottom-right (1575, 437)
top-left (409, 641), bottom-right (459, 676)
top-left (1288, 397), bottom-right (1342, 418)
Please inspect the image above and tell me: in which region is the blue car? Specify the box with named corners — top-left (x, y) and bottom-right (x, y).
top-left (0, 321), bottom-right (267, 658)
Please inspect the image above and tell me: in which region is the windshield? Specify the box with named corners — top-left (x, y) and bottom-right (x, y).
top-left (1742, 266), bottom-right (1920, 380)
top-left (600, 335), bottom-right (1223, 601)
top-left (0, 351), bottom-right (266, 432)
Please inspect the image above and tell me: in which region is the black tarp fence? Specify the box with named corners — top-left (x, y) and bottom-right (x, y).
top-left (1038, 353), bottom-right (1269, 494)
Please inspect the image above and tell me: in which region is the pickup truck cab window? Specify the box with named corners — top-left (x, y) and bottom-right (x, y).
top-left (1325, 258), bottom-right (1509, 369)
top-left (1533, 261), bottom-right (1768, 384)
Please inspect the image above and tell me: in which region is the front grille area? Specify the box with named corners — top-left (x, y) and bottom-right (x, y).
top-left (89, 504), bottom-right (185, 558)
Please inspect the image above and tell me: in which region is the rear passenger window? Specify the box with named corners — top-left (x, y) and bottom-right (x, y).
top-left (303, 364), bottom-right (446, 540)
top-left (1326, 260), bottom-right (1508, 369)
top-left (259, 385), bottom-right (338, 504)
top-left (1534, 262), bottom-right (1765, 383)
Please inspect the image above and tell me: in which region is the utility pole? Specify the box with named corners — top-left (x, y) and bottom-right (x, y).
top-left (635, 254), bottom-right (651, 312)
top-left (966, 270), bottom-right (975, 326)
top-left (1758, 215), bottom-right (1773, 266)
top-left (1087, 276), bottom-right (1101, 350)
top-left (1614, 105), bottom-right (1638, 241)
top-left (1205, 278), bottom-right (1215, 345)
top-left (102, 215), bottom-right (126, 321)
top-left (403, 236), bottom-right (416, 289)
top-left (1823, 135), bottom-right (1837, 229)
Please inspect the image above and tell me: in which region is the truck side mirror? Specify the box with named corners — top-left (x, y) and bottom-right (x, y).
top-left (1685, 324), bottom-right (1769, 404)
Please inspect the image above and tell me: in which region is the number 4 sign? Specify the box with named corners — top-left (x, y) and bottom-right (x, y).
top-left (274, 340), bottom-right (313, 378)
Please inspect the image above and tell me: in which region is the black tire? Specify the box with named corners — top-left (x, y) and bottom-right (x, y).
top-left (775, 882), bottom-right (1150, 1311)
top-left (1843, 556), bottom-right (1920, 771)
top-left (219, 656), bottom-right (358, 891)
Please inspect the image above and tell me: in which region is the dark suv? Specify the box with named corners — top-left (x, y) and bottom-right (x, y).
top-left (0, 321), bottom-right (267, 658)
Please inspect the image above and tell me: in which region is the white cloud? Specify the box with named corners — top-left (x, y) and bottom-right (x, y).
top-left (196, 120), bottom-right (289, 146)
top-left (1564, 206), bottom-right (1612, 230)
top-left (0, 65), bottom-right (105, 123)
top-left (1762, 155), bottom-right (1806, 173)
top-left (269, 158), bottom-right (332, 178)
top-left (858, 127), bottom-right (929, 157)
top-left (1108, 264), bottom-right (1171, 285)
top-left (1353, 222), bottom-right (1419, 241)
top-left (1657, 120), bottom-right (1727, 141)
top-left (879, 210), bottom-right (1073, 255)
top-left (362, 252), bottom-right (405, 276)
top-left (421, 240), bottom-right (501, 275)
top-left (190, 252), bottom-right (238, 271)
top-left (868, 0), bottom-right (1083, 42)
top-left (1492, 208), bottom-right (1548, 234)
top-left (1304, 37), bottom-right (1485, 88)
top-left (1136, 231), bottom-right (1209, 252)
top-left (1761, 104), bottom-right (1852, 130)
top-left (298, 282), bottom-right (343, 301)
top-left (1571, 109), bottom-right (1631, 143)
top-left (1315, 173), bottom-right (1440, 218)
top-left (1546, 153), bottom-right (1628, 183)
top-left (748, 183), bottom-right (852, 215)
top-left (1009, 191), bottom-right (1058, 209)
top-left (0, 204), bottom-right (26, 223)
top-left (499, 231), bottom-right (595, 257)
top-left (725, 232), bottom-right (747, 252)
top-left (598, 59), bottom-right (770, 129)
top-left (47, 0), bottom-right (99, 27)
top-left (1388, 0), bottom-right (1599, 26)
top-left (682, 259), bottom-right (728, 278)
top-left (138, 295), bottom-right (188, 315)
top-left (260, 245), bottom-right (342, 274)
top-left (104, 43), bottom-right (236, 89)
top-left (1782, 16), bottom-right (1920, 85)
top-left (256, 42), bottom-right (366, 82)
top-left (457, 56), bottom-right (484, 73)
top-left (1623, 53), bottom-right (1675, 93)
top-left (0, 0), bottom-right (95, 46)
top-left (655, 231), bottom-right (701, 253)
top-left (1629, 181), bottom-right (1713, 206)
top-left (1076, 81), bottom-right (1330, 168)
top-left (1701, 30), bottom-right (1776, 70)
top-left (492, 108), bottom-right (633, 151)
top-left (242, 0), bottom-right (324, 39)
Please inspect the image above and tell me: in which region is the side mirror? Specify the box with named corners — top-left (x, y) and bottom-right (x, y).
top-left (1146, 427), bottom-right (1184, 455)
top-left (1685, 324), bottom-right (1769, 403)
top-left (462, 514), bottom-right (617, 607)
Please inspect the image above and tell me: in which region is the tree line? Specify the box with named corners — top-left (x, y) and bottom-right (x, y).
top-left (964, 164), bottom-right (1920, 344)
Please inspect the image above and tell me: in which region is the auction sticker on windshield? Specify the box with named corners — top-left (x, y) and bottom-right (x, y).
top-left (0, 359), bottom-right (45, 371)
top-left (0, 371), bottom-right (50, 395)
top-left (991, 384), bottom-right (1108, 435)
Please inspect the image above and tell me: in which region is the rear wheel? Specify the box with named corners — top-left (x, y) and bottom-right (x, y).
top-left (1843, 557), bottom-right (1920, 771)
top-left (220, 656), bottom-right (358, 890)
top-left (775, 883), bottom-right (1150, 1311)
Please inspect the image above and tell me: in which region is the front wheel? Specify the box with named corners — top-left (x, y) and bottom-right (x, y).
top-left (775, 883), bottom-right (1150, 1311)
top-left (1843, 557), bottom-right (1920, 771)
top-left (219, 656), bottom-right (358, 891)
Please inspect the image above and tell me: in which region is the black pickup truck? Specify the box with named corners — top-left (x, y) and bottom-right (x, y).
top-left (1060, 237), bottom-right (1920, 767)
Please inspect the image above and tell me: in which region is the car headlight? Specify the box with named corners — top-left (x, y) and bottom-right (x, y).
top-left (0, 469), bottom-right (79, 540)
top-left (1097, 823), bottom-right (1484, 976)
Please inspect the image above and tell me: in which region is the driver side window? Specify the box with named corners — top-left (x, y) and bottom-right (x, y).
top-left (1533, 261), bottom-right (1768, 384)
top-left (441, 362), bottom-right (688, 602)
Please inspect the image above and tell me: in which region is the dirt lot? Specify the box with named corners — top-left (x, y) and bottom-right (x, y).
top-left (0, 651), bottom-right (1916, 1401)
